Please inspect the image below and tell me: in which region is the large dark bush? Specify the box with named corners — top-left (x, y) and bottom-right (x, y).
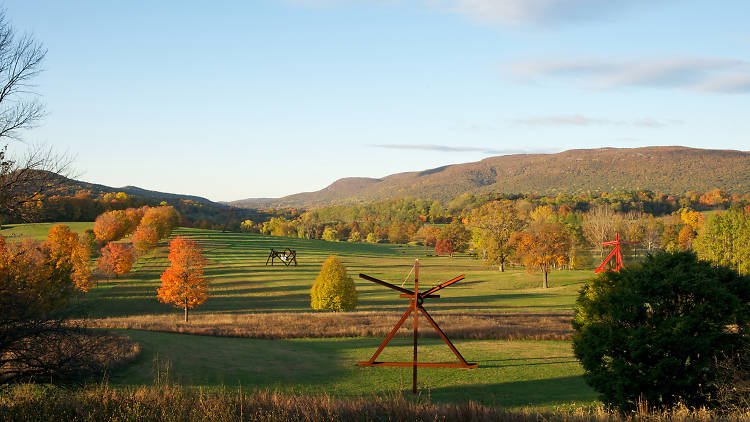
top-left (572, 250), bottom-right (750, 410)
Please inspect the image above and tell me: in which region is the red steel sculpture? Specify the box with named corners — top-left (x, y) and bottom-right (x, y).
top-left (594, 233), bottom-right (637, 273)
top-left (358, 259), bottom-right (477, 394)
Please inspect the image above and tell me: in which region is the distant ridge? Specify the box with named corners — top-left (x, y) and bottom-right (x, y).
top-left (49, 173), bottom-right (218, 205)
top-left (231, 146), bottom-right (750, 209)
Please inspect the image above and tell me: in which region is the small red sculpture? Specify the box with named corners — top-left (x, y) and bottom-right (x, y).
top-left (594, 233), bottom-right (637, 273)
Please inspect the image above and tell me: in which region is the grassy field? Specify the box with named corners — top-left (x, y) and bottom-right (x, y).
top-left (3, 223), bottom-right (600, 409)
top-left (110, 329), bottom-right (596, 409)
top-left (1, 222), bottom-right (95, 240)
top-left (66, 227), bottom-right (592, 318)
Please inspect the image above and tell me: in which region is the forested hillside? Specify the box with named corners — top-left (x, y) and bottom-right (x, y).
top-left (232, 147), bottom-right (750, 209)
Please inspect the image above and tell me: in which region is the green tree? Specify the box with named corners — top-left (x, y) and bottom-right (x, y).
top-left (321, 226), bottom-right (338, 242)
top-left (467, 200), bottom-right (525, 272)
top-left (573, 251), bottom-right (750, 410)
top-left (310, 255), bottom-right (358, 312)
top-left (694, 208), bottom-right (750, 275)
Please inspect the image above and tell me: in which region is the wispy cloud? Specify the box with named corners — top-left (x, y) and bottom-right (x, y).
top-left (510, 57), bottom-right (750, 93)
top-left (513, 114), bottom-right (682, 128)
top-left (370, 144), bottom-right (556, 155)
top-left (286, 0), bottom-right (657, 25)
top-left (437, 0), bottom-right (651, 25)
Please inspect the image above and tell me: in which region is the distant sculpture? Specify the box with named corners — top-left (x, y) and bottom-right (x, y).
top-left (266, 248), bottom-right (297, 266)
top-left (594, 233), bottom-right (637, 273)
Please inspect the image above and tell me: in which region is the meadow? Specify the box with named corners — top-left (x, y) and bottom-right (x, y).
top-left (3, 223), bottom-right (597, 409)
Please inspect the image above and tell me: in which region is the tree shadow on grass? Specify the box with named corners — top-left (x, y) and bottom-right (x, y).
top-left (425, 375), bottom-right (597, 408)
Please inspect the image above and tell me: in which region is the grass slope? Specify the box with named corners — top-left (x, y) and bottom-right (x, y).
top-left (4, 223), bottom-right (598, 409)
top-left (112, 329), bottom-right (596, 409)
top-left (1, 222), bottom-right (94, 240)
top-left (78, 228), bottom-right (589, 317)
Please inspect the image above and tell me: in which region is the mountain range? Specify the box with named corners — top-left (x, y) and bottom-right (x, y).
top-left (231, 146), bottom-right (750, 209)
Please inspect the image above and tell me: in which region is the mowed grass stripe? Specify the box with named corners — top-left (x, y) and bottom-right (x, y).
top-left (111, 329), bottom-right (597, 409)
top-left (70, 227), bottom-right (589, 317)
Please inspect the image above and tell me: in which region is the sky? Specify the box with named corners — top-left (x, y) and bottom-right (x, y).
top-left (4, 0), bottom-right (750, 202)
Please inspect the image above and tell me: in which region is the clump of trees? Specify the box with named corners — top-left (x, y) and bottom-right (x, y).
top-left (0, 223), bottom-right (101, 383)
top-left (310, 256), bottom-right (358, 312)
top-left (573, 251), bottom-right (750, 410)
top-left (157, 237), bottom-right (209, 322)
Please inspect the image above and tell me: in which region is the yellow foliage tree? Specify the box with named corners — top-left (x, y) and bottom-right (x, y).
top-left (310, 255), bottom-right (358, 311)
top-left (46, 224), bottom-right (93, 292)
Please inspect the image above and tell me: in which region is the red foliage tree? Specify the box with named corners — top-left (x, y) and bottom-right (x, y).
top-left (97, 242), bottom-right (135, 278)
top-left (435, 238), bottom-right (455, 257)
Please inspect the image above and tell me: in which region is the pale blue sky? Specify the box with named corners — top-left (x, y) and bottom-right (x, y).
top-left (5, 1), bottom-right (750, 201)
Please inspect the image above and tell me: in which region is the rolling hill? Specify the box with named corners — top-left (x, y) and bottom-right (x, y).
top-left (46, 172), bottom-right (217, 205)
top-left (232, 146), bottom-right (750, 209)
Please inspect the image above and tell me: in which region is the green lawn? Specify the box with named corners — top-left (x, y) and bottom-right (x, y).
top-left (77, 227), bottom-right (590, 318)
top-left (5, 223), bottom-right (599, 409)
top-left (1, 221), bottom-right (94, 240)
top-left (112, 329), bottom-right (597, 410)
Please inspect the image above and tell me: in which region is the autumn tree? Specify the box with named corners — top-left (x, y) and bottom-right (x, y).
top-left (310, 255), bottom-right (357, 312)
top-left (511, 223), bottom-right (571, 288)
top-left (97, 242), bottom-right (135, 278)
top-left (93, 210), bottom-right (128, 243)
top-left (467, 200), bottom-right (525, 272)
top-left (140, 206), bottom-right (180, 239)
top-left (46, 224), bottom-right (93, 292)
top-left (131, 225), bottom-right (159, 255)
top-left (157, 237), bottom-right (208, 321)
top-left (434, 238), bottom-right (455, 257)
top-left (438, 220), bottom-right (470, 253)
top-left (388, 221), bottom-right (409, 244)
top-left (414, 224), bottom-right (441, 247)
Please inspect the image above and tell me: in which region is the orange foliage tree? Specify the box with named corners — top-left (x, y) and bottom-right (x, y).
top-left (131, 225), bottom-right (159, 255)
top-left (157, 237), bottom-right (208, 321)
top-left (93, 210), bottom-right (128, 242)
top-left (141, 206), bottom-right (180, 239)
top-left (46, 224), bottom-right (93, 292)
top-left (510, 223), bottom-right (570, 288)
top-left (97, 242), bottom-right (135, 278)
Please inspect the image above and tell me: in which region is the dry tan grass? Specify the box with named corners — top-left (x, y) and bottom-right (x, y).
top-left (1, 383), bottom-right (748, 422)
top-left (83, 311), bottom-right (573, 340)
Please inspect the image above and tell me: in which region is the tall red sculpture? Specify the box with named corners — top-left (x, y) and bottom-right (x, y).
top-left (357, 259), bottom-right (477, 394)
top-left (594, 233), bottom-right (636, 273)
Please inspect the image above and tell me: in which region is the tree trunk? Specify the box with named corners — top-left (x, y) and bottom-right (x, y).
top-left (499, 261), bottom-right (504, 272)
top-left (184, 299), bottom-right (189, 322)
top-left (543, 271), bottom-right (549, 289)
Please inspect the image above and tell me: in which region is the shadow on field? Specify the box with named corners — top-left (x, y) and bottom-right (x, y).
top-left (427, 375), bottom-right (596, 408)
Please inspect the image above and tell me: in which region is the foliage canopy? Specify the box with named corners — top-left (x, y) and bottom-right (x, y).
top-left (572, 250), bottom-right (750, 410)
